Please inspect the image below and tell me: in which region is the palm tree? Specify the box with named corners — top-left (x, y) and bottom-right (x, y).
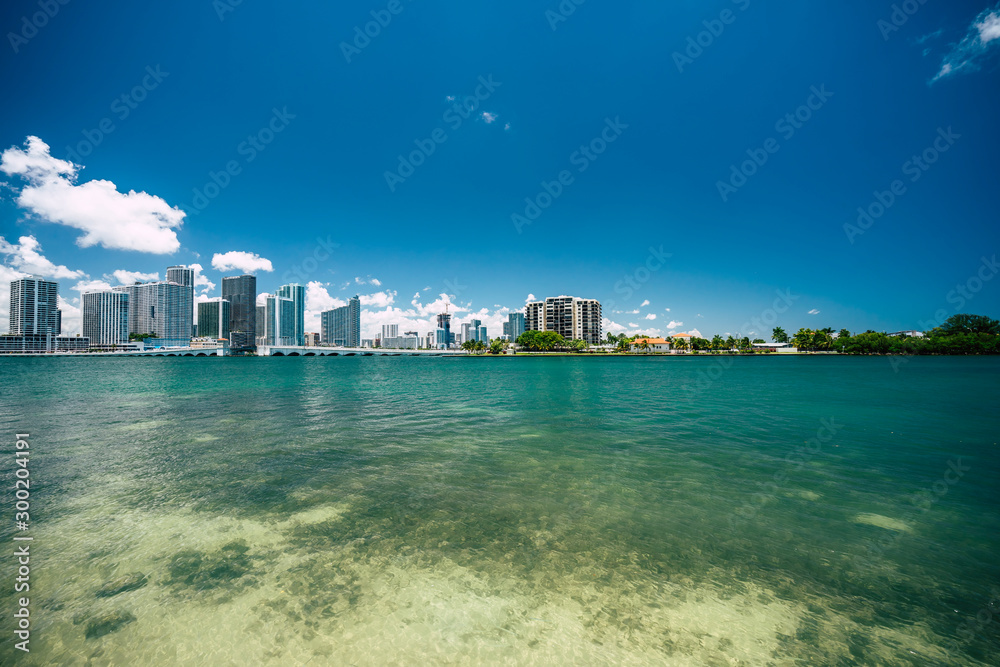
top-left (772, 327), bottom-right (788, 344)
top-left (711, 335), bottom-right (724, 351)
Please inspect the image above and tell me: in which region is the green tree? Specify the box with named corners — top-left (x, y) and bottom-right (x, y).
top-left (772, 327), bottom-right (788, 344)
top-left (711, 335), bottom-right (724, 351)
top-left (937, 314), bottom-right (1000, 336)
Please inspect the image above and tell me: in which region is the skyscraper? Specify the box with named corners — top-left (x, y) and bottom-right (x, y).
top-left (436, 311), bottom-right (452, 349)
top-left (506, 312), bottom-right (525, 342)
top-left (9, 276), bottom-right (60, 335)
top-left (276, 283), bottom-right (305, 346)
top-left (197, 299), bottom-right (231, 340)
top-left (320, 295), bottom-right (360, 347)
top-left (263, 295), bottom-right (296, 346)
top-left (382, 324), bottom-right (399, 340)
top-left (222, 275), bottom-right (256, 350)
top-left (165, 265), bottom-right (194, 341)
top-left (524, 296), bottom-right (602, 345)
top-left (112, 281), bottom-right (191, 340)
top-left (255, 305), bottom-right (266, 346)
top-left (82, 290), bottom-right (129, 346)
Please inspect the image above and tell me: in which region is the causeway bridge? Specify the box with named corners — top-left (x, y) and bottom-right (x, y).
top-left (257, 346), bottom-right (467, 357)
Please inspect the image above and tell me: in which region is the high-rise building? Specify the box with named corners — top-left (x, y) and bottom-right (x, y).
top-left (222, 275), bottom-right (256, 350)
top-left (524, 296), bottom-right (602, 345)
top-left (9, 276), bottom-right (61, 335)
top-left (276, 283), bottom-right (305, 346)
top-left (82, 290), bottom-right (129, 346)
top-left (382, 324), bottom-right (399, 340)
top-left (320, 295), bottom-right (360, 347)
top-left (197, 299), bottom-right (231, 340)
top-left (165, 265), bottom-right (195, 340)
top-left (436, 312), bottom-right (452, 349)
top-left (113, 281), bottom-right (192, 340)
top-left (477, 325), bottom-right (488, 343)
top-left (262, 295), bottom-right (296, 346)
top-left (506, 312), bottom-right (525, 342)
top-left (258, 306), bottom-right (267, 345)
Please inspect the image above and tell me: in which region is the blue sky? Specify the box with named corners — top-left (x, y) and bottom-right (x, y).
top-left (1, 0), bottom-right (999, 339)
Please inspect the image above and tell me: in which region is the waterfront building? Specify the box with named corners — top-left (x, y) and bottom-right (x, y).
top-left (9, 276), bottom-right (61, 335)
top-left (255, 305), bottom-right (266, 346)
top-left (361, 338), bottom-right (374, 348)
top-left (262, 295), bottom-right (296, 346)
top-left (304, 332), bottom-right (320, 346)
top-left (0, 334), bottom-right (88, 353)
top-left (277, 283), bottom-right (306, 346)
top-left (477, 325), bottom-right (488, 343)
top-left (382, 324), bottom-right (399, 340)
top-left (165, 265), bottom-right (195, 341)
top-left (320, 295), bottom-right (360, 347)
top-left (630, 337), bottom-right (670, 353)
top-left (506, 312), bottom-right (525, 342)
top-left (113, 281), bottom-right (192, 341)
top-left (82, 290), bottom-right (129, 347)
top-left (524, 296), bottom-right (602, 345)
top-left (222, 275), bottom-right (257, 350)
top-left (197, 300), bottom-right (231, 340)
top-left (436, 312), bottom-right (452, 349)
top-left (381, 335), bottom-right (419, 349)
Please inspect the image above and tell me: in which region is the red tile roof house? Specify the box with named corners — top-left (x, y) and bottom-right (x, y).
top-left (630, 337), bottom-right (671, 353)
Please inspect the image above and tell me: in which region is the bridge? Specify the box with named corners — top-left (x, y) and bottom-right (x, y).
top-left (257, 345), bottom-right (467, 357)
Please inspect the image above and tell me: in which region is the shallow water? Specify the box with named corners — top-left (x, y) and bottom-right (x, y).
top-left (1, 355), bottom-right (998, 665)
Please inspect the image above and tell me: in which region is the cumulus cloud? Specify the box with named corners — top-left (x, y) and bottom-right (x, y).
top-left (688, 328), bottom-right (703, 338)
top-left (932, 3), bottom-right (1000, 82)
top-left (256, 293), bottom-right (270, 306)
top-left (211, 251), bottom-right (273, 274)
top-left (644, 313), bottom-right (657, 320)
top-left (0, 136), bottom-right (185, 253)
top-left (666, 320), bottom-right (683, 329)
top-left (664, 307), bottom-right (671, 312)
top-left (189, 263), bottom-right (215, 296)
top-left (640, 300), bottom-right (650, 307)
top-left (481, 112), bottom-right (498, 124)
top-left (354, 276), bottom-right (381, 286)
top-left (808, 309), bottom-right (820, 315)
top-left (359, 290), bottom-right (397, 308)
top-left (58, 295), bottom-right (81, 335)
top-left (111, 269), bottom-right (159, 285)
top-left (525, 293), bottom-right (536, 303)
top-left (73, 279), bottom-right (114, 293)
top-left (0, 235), bottom-right (84, 279)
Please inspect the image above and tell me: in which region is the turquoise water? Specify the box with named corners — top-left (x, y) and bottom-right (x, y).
top-left (0, 355), bottom-right (998, 665)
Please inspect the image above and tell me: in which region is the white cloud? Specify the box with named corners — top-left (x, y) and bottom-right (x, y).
top-left (628, 322), bottom-right (638, 328)
top-left (189, 263), bottom-right (215, 296)
top-left (58, 295), bottom-right (80, 335)
top-left (504, 123), bottom-right (511, 131)
top-left (211, 251), bottom-right (273, 274)
top-left (256, 293), bottom-right (270, 306)
top-left (696, 313), bottom-right (704, 318)
top-left (1, 136), bottom-right (184, 254)
top-left (360, 290), bottom-right (397, 308)
top-left (111, 269), bottom-right (159, 285)
top-left (664, 307), bottom-right (671, 312)
top-left (423, 286), bottom-right (431, 291)
top-left (353, 276), bottom-right (381, 286)
top-left (644, 313), bottom-right (656, 320)
top-left (525, 293), bottom-right (536, 303)
top-left (629, 309), bottom-right (640, 314)
top-left (72, 279), bottom-right (114, 293)
top-left (640, 299), bottom-right (650, 307)
top-left (0, 235), bottom-right (84, 279)
top-left (688, 328), bottom-right (703, 338)
top-left (932, 3), bottom-right (1000, 81)
top-left (666, 320), bottom-right (683, 329)
top-left (446, 95), bottom-right (455, 102)
top-left (481, 112), bottom-right (498, 124)
top-left (808, 309), bottom-right (820, 315)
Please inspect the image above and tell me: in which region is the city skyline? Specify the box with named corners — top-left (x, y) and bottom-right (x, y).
top-left (2, 2), bottom-right (999, 343)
